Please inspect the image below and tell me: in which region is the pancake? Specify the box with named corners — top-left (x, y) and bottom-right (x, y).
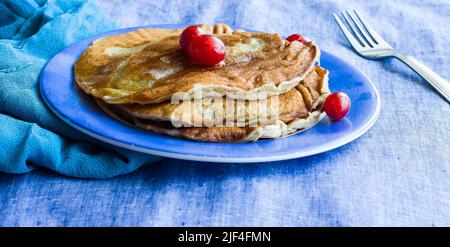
top-left (95, 67), bottom-right (329, 142)
top-left (132, 112), bottom-right (324, 142)
top-left (117, 66), bottom-right (329, 127)
top-left (75, 24), bottom-right (320, 104)
top-left (97, 99), bottom-right (325, 143)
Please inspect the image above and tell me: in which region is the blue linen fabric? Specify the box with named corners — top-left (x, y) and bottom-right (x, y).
top-left (0, 0), bottom-right (450, 226)
top-left (0, 0), bottom-right (160, 178)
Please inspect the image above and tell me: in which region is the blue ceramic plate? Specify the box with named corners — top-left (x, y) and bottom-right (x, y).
top-left (40, 24), bottom-right (380, 163)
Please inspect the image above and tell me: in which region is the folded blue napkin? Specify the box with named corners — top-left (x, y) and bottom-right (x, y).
top-left (0, 0), bottom-right (160, 178)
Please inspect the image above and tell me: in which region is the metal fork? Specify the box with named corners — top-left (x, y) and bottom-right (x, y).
top-left (334, 10), bottom-right (450, 103)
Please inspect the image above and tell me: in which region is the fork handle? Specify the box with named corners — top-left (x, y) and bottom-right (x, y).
top-left (395, 54), bottom-right (450, 103)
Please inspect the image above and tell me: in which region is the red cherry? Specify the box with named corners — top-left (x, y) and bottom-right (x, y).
top-left (179, 25), bottom-right (205, 53)
top-left (324, 92), bottom-right (351, 121)
top-left (188, 35), bottom-right (226, 66)
top-left (286, 33), bottom-right (309, 44)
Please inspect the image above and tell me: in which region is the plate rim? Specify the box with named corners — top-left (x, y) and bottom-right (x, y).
top-left (40, 24), bottom-right (381, 163)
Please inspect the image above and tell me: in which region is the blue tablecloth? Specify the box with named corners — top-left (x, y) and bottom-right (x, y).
top-left (1, 0), bottom-right (449, 226)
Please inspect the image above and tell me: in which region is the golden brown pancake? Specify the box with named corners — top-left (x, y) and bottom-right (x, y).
top-left (77, 24), bottom-right (329, 142)
top-left (97, 99), bottom-right (325, 143)
top-left (95, 66), bottom-right (330, 142)
top-left (74, 24), bottom-right (320, 104)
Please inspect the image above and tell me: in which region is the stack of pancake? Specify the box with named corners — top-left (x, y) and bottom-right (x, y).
top-left (74, 24), bottom-right (330, 142)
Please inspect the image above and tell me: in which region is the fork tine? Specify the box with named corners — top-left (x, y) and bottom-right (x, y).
top-left (352, 9), bottom-right (387, 45)
top-left (345, 10), bottom-right (375, 47)
top-left (340, 11), bottom-right (367, 47)
top-left (333, 13), bottom-right (364, 50)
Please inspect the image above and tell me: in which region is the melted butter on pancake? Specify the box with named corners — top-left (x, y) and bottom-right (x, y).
top-left (105, 42), bottom-right (155, 56)
top-left (147, 66), bottom-right (183, 80)
top-left (159, 56), bottom-right (172, 64)
top-left (229, 38), bottom-right (265, 56)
